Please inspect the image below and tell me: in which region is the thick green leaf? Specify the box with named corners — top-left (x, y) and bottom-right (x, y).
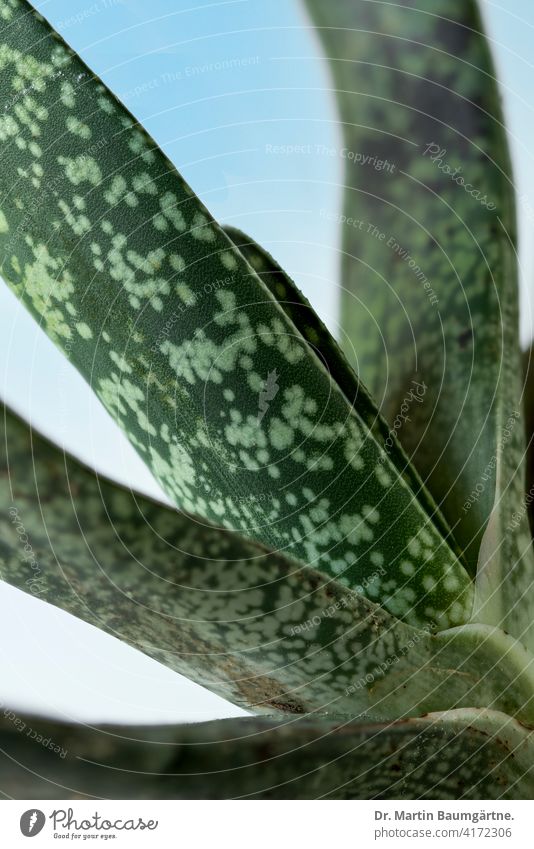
top-left (0, 710), bottom-right (531, 799)
top-left (0, 0), bottom-right (474, 630)
top-left (1, 404), bottom-right (533, 723)
top-left (224, 225), bottom-right (463, 561)
top-left (305, 0), bottom-right (534, 650)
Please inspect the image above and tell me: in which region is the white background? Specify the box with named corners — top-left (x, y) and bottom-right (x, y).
top-left (2, 800), bottom-right (533, 847)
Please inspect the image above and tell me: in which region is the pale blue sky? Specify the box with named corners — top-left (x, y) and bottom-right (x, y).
top-left (1, 0), bottom-right (533, 723)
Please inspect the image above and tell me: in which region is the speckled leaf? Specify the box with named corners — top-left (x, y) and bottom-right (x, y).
top-left (0, 0), bottom-right (475, 631)
top-left (224, 225), bottom-right (462, 561)
top-left (305, 0), bottom-right (534, 651)
top-left (2, 403), bottom-right (534, 723)
top-left (0, 710), bottom-right (532, 799)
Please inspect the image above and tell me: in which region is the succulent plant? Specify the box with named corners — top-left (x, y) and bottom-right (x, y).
top-left (0, 0), bottom-right (532, 799)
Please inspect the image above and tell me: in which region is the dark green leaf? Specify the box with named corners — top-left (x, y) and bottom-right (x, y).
top-left (305, 0), bottom-right (534, 650)
top-left (0, 0), bottom-right (474, 630)
top-left (0, 710), bottom-right (531, 799)
top-left (224, 225), bottom-right (462, 561)
top-left (2, 403), bottom-right (533, 723)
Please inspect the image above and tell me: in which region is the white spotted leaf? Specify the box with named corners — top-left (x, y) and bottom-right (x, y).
top-left (305, 0), bottom-right (534, 652)
top-left (1, 402), bottom-right (533, 723)
top-left (0, 0), bottom-right (475, 632)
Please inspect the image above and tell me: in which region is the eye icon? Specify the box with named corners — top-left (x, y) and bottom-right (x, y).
top-left (20, 810), bottom-right (46, 837)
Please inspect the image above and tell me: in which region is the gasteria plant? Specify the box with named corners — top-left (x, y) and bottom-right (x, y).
top-left (0, 0), bottom-right (532, 799)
